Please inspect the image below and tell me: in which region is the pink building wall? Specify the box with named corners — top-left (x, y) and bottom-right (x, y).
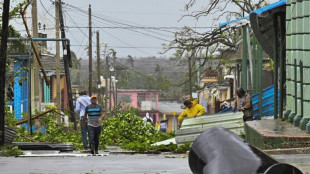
top-left (115, 90), bottom-right (160, 121)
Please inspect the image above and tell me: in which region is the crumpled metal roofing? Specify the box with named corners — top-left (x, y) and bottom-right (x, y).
top-left (250, 0), bottom-right (286, 15)
top-left (219, 0), bottom-right (286, 28)
top-left (219, 0), bottom-right (286, 58)
top-left (219, 16), bottom-right (249, 28)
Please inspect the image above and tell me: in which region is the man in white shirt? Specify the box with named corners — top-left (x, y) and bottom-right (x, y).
top-left (143, 112), bottom-right (153, 126)
top-left (75, 90), bottom-right (91, 151)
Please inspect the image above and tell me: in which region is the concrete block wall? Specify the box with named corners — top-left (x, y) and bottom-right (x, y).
top-left (286, 0), bottom-right (310, 132)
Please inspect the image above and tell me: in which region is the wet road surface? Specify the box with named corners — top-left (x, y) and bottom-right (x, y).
top-left (272, 154), bottom-right (310, 173)
top-left (0, 154), bottom-right (191, 174)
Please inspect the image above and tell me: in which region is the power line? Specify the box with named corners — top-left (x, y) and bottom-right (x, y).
top-left (17, 26), bottom-right (210, 31)
top-left (64, 13), bottom-right (155, 57)
top-left (64, 7), bottom-right (155, 57)
top-left (70, 45), bottom-right (163, 49)
top-left (100, 29), bottom-right (154, 56)
top-left (35, 2), bottom-right (173, 57)
top-left (38, 0), bottom-right (56, 19)
top-left (66, 26), bottom-right (212, 30)
top-left (92, 11), bottom-right (181, 16)
top-left (63, 10), bottom-right (93, 58)
top-left (63, 4), bottom-right (174, 39)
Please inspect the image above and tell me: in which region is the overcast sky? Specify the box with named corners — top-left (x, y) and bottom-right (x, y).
top-left (10, 0), bottom-right (218, 59)
top-left (11, 0), bottom-right (275, 59)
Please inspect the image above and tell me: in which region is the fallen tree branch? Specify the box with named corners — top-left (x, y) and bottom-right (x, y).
top-left (16, 109), bottom-right (55, 125)
top-left (19, 1), bottom-right (50, 86)
top-left (52, 110), bottom-right (66, 117)
top-left (19, 133), bottom-right (40, 142)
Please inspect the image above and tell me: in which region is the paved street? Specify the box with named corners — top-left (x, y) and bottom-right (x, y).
top-left (2, 152), bottom-right (310, 174)
top-left (272, 154), bottom-right (310, 173)
top-left (0, 154), bottom-right (191, 174)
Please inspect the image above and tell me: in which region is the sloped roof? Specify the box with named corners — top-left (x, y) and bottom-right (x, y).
top-left (41, 53), bottom-right (65, 73)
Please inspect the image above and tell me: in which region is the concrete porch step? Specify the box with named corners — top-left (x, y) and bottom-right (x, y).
top-left (245, 119), bottom-right (310, 149)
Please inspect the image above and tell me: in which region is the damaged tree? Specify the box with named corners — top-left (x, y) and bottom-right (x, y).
top-left (19, 1), bottom-right (50, 86)
top-left (165, 0), bottom-right (267, 87)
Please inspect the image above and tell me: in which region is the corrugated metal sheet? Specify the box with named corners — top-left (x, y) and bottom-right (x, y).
top-left (175, 112), bottom-right (244, 145)
top-left (220, 85), bottom-right (279, 118)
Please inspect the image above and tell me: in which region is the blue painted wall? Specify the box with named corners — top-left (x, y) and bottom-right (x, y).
top-left (13, 58), bottom-right (29, 119)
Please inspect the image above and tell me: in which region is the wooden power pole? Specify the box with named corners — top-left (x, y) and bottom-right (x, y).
top-left (59, 0), bottom-right (77, 130)
top-left (96, 31), bottom-right (102, 104)
top-left (55, 0), bottom-right (62, 123)
top-left (0, 0), bottom-right (10, 146)
top-left (32, 0), bottom-right (41, 112)
top-left (88, 5), bottom-right (93, 96)
top-left (105, 45), bottom-right (109, 111)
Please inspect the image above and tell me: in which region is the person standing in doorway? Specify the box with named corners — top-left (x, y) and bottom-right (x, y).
top-left (83, 95), bottom-right (105, 155)
top-left (232, 88), bottom-right (254, 122)
top-left (75, 90), bottom-right (91, 152)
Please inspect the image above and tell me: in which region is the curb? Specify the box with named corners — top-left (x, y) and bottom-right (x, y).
top-left (263, 147), bottom-right (310, 155)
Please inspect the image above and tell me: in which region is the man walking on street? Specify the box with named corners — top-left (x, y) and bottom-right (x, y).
top-left (75, 90), bottom-right (91, 152)
top-left (83, 95), bottom-right (105, 155)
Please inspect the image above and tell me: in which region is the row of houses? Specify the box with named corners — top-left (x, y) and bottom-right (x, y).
top-left (6, 40), bottom-right (271, 133)
top-left (7, 37), bottom-right (70, 121)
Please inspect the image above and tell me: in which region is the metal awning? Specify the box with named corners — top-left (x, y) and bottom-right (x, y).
top-left (250, 0), bottom-right (286, 58)
top-left (250, 0), bottom-right (286, 15)
top-left (218, 0), bottom-right (286, 58)
top-left (219, 0), bottom-right (286, 29)
top-left (219, 16), bottom-right (249, 28)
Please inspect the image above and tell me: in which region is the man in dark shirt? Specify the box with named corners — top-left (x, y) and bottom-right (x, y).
top-left (83, 95), bottom-right (105, 155)
top-left (232, 88), bottom-right (254, 122)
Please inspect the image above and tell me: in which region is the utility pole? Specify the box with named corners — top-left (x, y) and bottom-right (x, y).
top-left (188, 52), bottom-right (193, 99)
top-left (59, 0), bottom-right (77, 130)
top-left (55, 0), bottom-right (62, 123)
top-left (0, 0), bottom-right (10, 146)
top-left (105, 47), bottom-right (109, 111)
top-left (32, 0), bottom-right (41, 112)
top-left (113, 54), bottom-right (117, 106)
top-left (88, 5), bottom-right (92, 96)
top-left (96, 31), bottom-right (102, 104)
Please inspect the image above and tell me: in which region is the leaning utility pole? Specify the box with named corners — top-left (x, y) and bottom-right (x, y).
top-left (32, 0), bottom-right (41, 112)
top-left (59, 0), bottom-right (77, 130)
top-left (88, 5), bottom-right (93, 96)
top-left (96, 31), bottom-right (102, 104)
top-left (55, 0), bottom-right (62, 123)
top-left (0, 0), bottom-right (10, 146)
